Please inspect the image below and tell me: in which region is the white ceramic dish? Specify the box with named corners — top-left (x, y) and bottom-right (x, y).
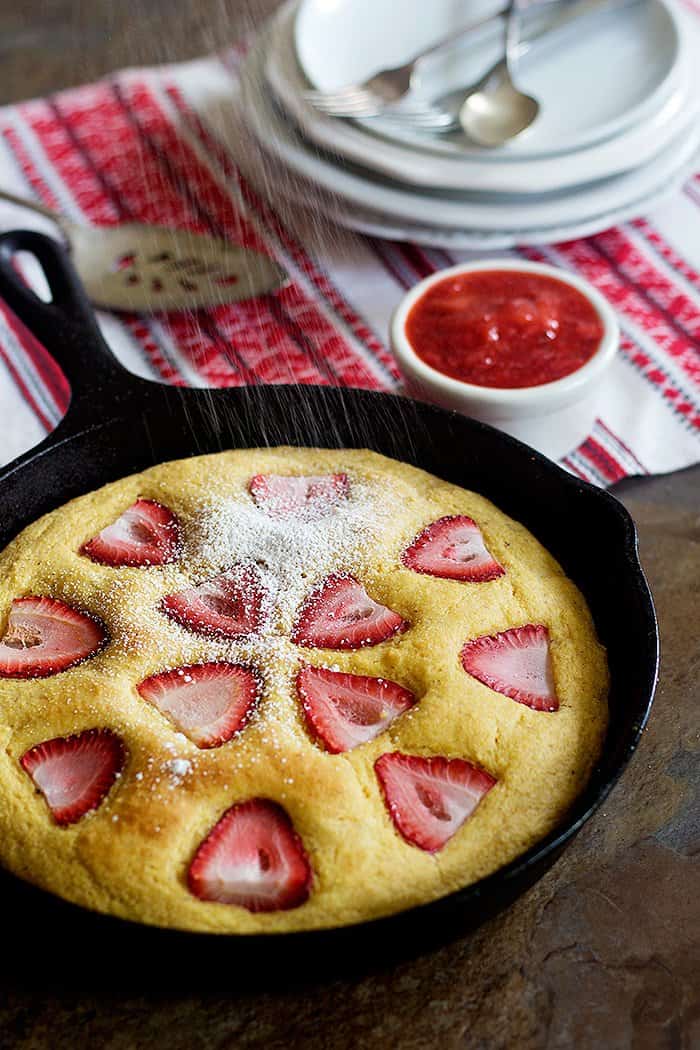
top-left (268, 1), bottom-right (695, 194)
top-left (295, 0), bottom-right (682, 158)
top-left (272, 174), bottom-right (685, 251)
top-left (389, 260), bottom-right (620, 456)
top-left (240, 33), bottom-right (700, 234)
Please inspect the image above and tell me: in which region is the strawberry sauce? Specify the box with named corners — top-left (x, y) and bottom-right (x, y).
top-left (405, 270), bottom-right (604, 389)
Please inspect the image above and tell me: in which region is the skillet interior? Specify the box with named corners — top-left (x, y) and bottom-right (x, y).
top-left (0, 232), bottom-right (658, 980)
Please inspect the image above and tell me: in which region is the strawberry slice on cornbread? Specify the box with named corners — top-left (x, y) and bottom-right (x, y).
top-left (249, 473), bottom-right (348, 517)
top-left (161, 566), bottom-right (267, 639)
top-left (402, 515), bottom-right (504, 582)
top-left (297, 665), bottom-right (416, 753)
top-left (461, 624), bottom-right (559, 712)
top-left (20, 728), bottom-right (125, 825)
top-left (81, 498), bottom-right (181, 567)
top-left (137, 662), bottom-right (260, 748)
top-left (0, 597), bottom-right (106, 679)
top-left (375, 752), bottom-right (496, 852)
top-left (292, 574), bottom-right (407, 650)
top-left (188, 798), bottom-right (312, 912)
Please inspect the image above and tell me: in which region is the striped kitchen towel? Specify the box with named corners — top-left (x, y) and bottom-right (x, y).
top-left (0, 51), bottom-right (698, 487)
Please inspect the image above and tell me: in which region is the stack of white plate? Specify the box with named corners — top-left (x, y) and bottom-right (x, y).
top-left (240, 0), bottom-right (700, 249)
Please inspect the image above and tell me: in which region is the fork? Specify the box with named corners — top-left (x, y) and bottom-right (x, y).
top-left (301, 2), bottom-right (515, 124)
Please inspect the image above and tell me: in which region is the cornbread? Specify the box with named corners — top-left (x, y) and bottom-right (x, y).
top-left (0, 448), bottom-right (608, 933)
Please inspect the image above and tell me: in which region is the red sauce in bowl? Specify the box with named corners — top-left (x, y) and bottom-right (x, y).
top-left (405, 269), bottom-right (604, 389)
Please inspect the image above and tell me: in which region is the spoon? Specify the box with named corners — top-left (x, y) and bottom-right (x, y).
top-left (0, 189), bottom-right (287, 312)
top-left (459, 0), bottom-right (540, 148)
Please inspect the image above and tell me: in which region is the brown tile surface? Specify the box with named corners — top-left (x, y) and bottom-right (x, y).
top-left (0, 2), bottom-right (698, 1047)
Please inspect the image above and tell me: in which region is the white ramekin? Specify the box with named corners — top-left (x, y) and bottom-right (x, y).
top-left (390, 259), bottom-right (619, 460)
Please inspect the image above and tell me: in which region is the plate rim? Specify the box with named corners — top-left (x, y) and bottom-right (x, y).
top-left (249, 162), bottom-right (684, 250)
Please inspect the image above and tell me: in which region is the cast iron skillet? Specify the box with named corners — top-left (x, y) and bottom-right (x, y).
top-left (0, 230), bottom-right (657, 981)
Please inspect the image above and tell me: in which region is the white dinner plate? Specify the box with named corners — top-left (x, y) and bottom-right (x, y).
top-left (272, 175), bottom-right (686, 250)
top-left (295, 0), bottom-right (682, 159)
top-left (267, 0), bottom-right (697, 194)
top-left (240, 30), bottom-right (700, 234)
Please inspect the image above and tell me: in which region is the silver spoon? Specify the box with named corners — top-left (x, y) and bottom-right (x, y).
top-left (459, 0), bottom-right (540, 148)
top-left (0, 189), bottom-right (287, 312)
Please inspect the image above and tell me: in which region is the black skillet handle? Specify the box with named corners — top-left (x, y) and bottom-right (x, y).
top-left (0, 229), bottom-right (138, 424)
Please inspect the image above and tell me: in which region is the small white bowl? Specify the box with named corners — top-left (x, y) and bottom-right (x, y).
top-left (390, 259), bottom-right (619, 460)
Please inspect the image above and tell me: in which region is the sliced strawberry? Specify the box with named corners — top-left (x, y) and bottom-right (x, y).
top-left (20, 728), bottom-right (125, 825)
top-left (161, 567), bottom-right (267, 639)
top-left (375, 752), bottom-right (496, 853)
top-left (137, 662), bottom-right (259, 748)
top-left (249, 473), bottom-right (349, 517)
top-left (461, 624), bottom-right (559, 712)
top-left (81, 498), bottom-right (180, 567)
top-left (291, 574), bottom-right (407, 650)
top-left (188, 798), bottom-right (312, 912)
top-left (0, 597), bottom-right (106, 679)
top-left (297, 665), bottom-right (415, 753)
top-left (402, 515), bottom-right (504, 582)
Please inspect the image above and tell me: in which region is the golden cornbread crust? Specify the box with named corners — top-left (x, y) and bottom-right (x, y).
top-left (0, 448), bottom-right (608, 933)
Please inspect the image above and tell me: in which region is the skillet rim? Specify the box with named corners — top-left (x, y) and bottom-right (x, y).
top-left (0, 383), bottom-right (659, 948)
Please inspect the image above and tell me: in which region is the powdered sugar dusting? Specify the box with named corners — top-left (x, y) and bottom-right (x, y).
top-left (78, 474), bottom-right (395, 764)
top-left (163, 757), bottom-right (193, 786)
top-left (185, 476), bottom-right (390, 651)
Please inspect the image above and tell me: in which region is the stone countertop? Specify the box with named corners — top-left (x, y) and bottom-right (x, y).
top-left (0, 2), bottom-right (698, 1048)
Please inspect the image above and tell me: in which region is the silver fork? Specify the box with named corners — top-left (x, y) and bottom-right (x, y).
top-left (302, 2), bottom-right (514, 124)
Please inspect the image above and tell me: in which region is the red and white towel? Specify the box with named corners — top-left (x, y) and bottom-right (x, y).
top-left (1, 51), bottom-right (699, 487)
